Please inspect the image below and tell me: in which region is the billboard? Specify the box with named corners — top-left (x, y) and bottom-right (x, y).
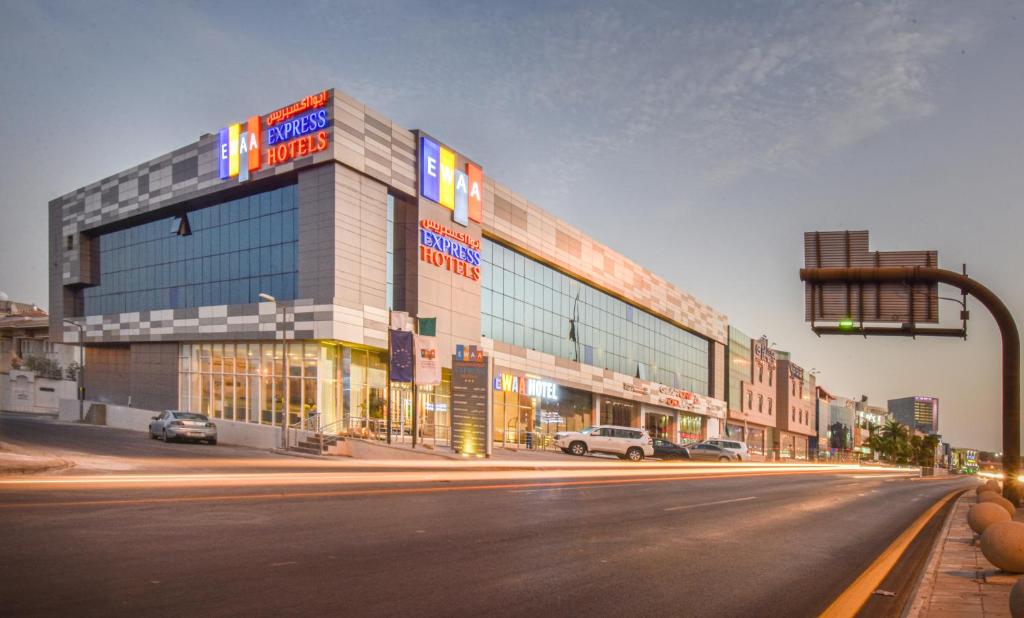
top-left (804, 230), bottom-right (939, 324)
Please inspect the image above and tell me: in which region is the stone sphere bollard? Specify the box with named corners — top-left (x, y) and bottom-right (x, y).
top-left (1012, 577), bottom-right (1024, 618)
top-left (969, 502), bottom-right (1012, 535)
top-left (979, 485), bottom-right (999, 497)
top-left (980, 492), bottom-right (1017, 517)
top-left (989, 479), bottom-right (1004, 490)
top-left (981, 522), bottom-right (1024, 573)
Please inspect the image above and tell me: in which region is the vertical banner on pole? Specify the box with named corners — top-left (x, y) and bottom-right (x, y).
top-left (389, 330), bottom-right (414, 383)
top-left (414, 335), bottom-right (441, 386)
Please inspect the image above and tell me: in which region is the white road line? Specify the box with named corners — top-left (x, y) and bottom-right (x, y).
top-left (664, 496), bottom-right (757, 511)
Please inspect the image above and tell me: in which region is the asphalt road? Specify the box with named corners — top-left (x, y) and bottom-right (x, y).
top-left (0, 415), bottom-right (972, 617)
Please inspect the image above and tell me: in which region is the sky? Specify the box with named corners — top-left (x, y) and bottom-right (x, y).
top-left (1, 0), bottom-right (1021, 450)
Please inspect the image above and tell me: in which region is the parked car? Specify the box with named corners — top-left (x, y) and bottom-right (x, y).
top-left (149, 410), bottom-right (217, 444)
top-left (652, 438), bottom-right (689, 460)
top-left (682, 442), bottom-right (739, 462)
top-left (554, 425), bottom-right (654, 461)
top-left (703, 439), bottom-right (749, 461)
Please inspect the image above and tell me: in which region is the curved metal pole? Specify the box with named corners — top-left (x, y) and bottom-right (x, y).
top-left (800, 266), bottom-right (1021, 504)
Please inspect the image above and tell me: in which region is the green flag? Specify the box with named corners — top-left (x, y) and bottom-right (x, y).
top-left (417, 317), bottom-right (437, 337)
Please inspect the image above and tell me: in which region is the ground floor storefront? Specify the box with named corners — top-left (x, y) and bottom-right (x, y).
top-left (775, 431), bottom-right (810, 460)
top-left (175, 342), bottom-right (719, 453)
top-left (725, 421), bottom-right (775, 460)
top-left (490, 369), bottom-right (715, 450)
top-left (178, 340), bottom-right (452, 446)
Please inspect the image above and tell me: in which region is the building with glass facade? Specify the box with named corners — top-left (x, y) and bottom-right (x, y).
top-left (888, 396), bottom-right (939, 435)
top-left (49, 86), bottom-right (729, 451)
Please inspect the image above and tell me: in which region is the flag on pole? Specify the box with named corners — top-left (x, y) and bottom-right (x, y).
top-left (417, 317), bottom-right (437, 337)
top-left (389, 329), bottom-right (414, 383)
top-left (414, 334), bottom-right (441, 385)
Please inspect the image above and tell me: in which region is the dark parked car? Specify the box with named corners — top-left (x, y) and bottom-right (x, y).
top-left (652, 438), bottom-right (689, 460)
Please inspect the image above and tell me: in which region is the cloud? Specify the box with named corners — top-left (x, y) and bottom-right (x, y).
top-left (419, 0), bottom-right (978, 196)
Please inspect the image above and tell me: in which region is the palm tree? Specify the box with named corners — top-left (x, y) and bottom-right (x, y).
top-left (876, 419), bottom-right (910, 463)
top-left (863, 421), bottom-right (883, 460)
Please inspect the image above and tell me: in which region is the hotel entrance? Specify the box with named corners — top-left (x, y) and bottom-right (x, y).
top-left (491, 376), bottom-right (592, 449)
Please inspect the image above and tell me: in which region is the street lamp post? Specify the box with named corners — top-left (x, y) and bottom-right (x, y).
top-left (62, 318), bottom-right (85, 421)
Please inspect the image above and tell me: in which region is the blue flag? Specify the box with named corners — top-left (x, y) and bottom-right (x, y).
top-left (390, 329), bottom-right (414, 383)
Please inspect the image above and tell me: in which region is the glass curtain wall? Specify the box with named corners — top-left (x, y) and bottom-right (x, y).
top-left (728, 327), bottom-right (752, 413)
top-left (179, 341), bottom-right (387, 433)
top-left (85, 184), bottom-right (298, 315)
top-left (481, 239), bottom-right (710, 394)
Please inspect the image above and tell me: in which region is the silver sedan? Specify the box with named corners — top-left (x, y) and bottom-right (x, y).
top-left (682, 442), bottom-right (740, 462)
top-left (149, 410), bottom-right (218, 444)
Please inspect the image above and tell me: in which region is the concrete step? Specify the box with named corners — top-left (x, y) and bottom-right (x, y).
top-left (289, 444), bottom-right (323, 456)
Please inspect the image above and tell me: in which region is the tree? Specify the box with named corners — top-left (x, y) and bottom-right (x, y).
top-left (22, 355), bottom-right (63, 380)
top-left (872, 419), bottom-right (912, 464)
top-left (913, 434), bottom-right (941, 467)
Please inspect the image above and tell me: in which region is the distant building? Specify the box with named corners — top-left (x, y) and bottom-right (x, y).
top-left (0, 298), bottom-right (76, 374)
top-left (773, 351), bottom-right (816, 460)
top-left (855, 401), bottom-right (889, 455)
top-left (815, 386), bottom-right (856, 457)
top-left (0, 297), bottom-right (79, 414)
top-left (888, 396), bottom-right (939, 434)
top-left (726, 328), bottom-right (777, 460)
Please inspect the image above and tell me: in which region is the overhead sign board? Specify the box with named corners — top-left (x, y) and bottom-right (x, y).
top-left (804, 230), bottom-right (938, 324)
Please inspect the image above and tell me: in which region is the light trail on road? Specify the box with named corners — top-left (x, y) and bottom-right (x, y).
top-left (0, 463), bottom-right (914, 492)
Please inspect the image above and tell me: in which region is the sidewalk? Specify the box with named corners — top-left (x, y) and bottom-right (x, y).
top-left (0, 441), bottom-right (72, 475)
top-left (908, 491), bottom-right (1019, 617)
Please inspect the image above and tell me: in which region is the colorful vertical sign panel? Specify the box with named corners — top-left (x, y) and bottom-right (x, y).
top-left (466, 163), bottom-right (483, 224)
top-left (439, 147), bottom-right (456, 210)
top-left (420, 136), bottom-right (440, 203)
top-left (220, 116), bottom-right (261, 181)
top-left (418, 135), bottom-right (485, 227)
top-left (454, 169), bottom-right (469, 226)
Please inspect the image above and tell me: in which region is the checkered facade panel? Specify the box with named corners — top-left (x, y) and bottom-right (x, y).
top-left (63, 300), bottom-right (388, 351)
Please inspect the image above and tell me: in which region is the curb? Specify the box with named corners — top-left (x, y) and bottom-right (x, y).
top-left (903, 491), bottom-right (965, 617)
top-left (820, 487), bottom-right (965, 617)
top-left (0, 457), bottom-right (75, 476)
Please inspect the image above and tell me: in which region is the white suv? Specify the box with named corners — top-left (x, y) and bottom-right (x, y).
top-left (555, 425), bottom-right (654, 462)
top-left (704, 439), bottom-right (749, 461)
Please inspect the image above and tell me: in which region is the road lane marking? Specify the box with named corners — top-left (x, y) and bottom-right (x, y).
top-left (664, 496), bottom-right (757, 511)
top-left (819, 488), bottom-right (963, 618)
top-left (0, 470), bottom-right (883, 510)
